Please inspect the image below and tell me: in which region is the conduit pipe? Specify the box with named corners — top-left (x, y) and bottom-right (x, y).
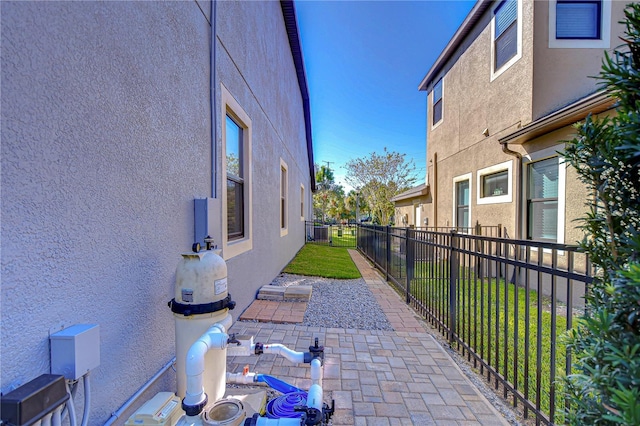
top-left (80, 373), bottom-right (91, 426)
top-left (501, 141), bottom-right (523, 239)
top-left (183, 323), bottom-right (229, 414)
top-left (65, 382), bottom-right (78, 426)
top-left (104, 357), bottom-right (176, 426)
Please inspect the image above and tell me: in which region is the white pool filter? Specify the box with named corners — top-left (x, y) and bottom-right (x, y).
top-left (169, 248), bottom-right (235, 405)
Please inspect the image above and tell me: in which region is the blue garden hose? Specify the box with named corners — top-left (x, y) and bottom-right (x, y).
top-left (255, 375), bottom-right (304, 394)
top-left (265, 391), bottom-right (308, 419)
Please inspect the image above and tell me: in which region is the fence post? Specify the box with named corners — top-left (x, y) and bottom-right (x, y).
top-left (406, 228), bottom-right (414, 305)
top-left (386, 226), bottom-right (391, 282)
top-left (449, 230), bottom-right (458, 345)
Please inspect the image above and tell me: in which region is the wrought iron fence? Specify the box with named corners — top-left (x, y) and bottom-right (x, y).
top-left (305, 221), bottom-right (358, 248)
top-left (357, 225), bottom-right (592, 425)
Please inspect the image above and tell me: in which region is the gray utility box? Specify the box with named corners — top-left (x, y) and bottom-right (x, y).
top-left (50, 324), bottom-right (100, 380)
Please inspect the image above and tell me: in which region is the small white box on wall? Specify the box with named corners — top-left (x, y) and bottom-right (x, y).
top-left (50, 324), bottom-right (100, 380)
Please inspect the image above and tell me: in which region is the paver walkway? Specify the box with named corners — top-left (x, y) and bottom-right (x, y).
top-left (229, 249), bottom-right (509, 425)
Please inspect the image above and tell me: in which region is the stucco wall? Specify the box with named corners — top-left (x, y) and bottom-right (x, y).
top-left (1, 1), bottom-right (311, 424)
top-left (424, 0), bottom-right (535, 235)
top-left (214, 0), bottom-right (311, 313)
top-left (532, 0), bottom-right (627, 118)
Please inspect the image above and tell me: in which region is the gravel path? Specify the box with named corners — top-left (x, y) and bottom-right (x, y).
top-left (269, 274), bottom-right (393, 330)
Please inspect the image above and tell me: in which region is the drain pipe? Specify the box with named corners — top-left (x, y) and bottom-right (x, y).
top-left (210, 0), bottom-right (217, 198)
top-left (501, 141), bottom-right (522, 239)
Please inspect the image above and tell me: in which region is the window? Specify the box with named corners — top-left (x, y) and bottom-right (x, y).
top-left (494, 0), bottom-right (518, 70)
top-left (453, 173), bottom-right (472, 229)
top-left (549, 0), bottom-right (611, 48)
top-left (432, 79), bottom-right (443, 126)
top-left (226, 115), bottom-right (244, 240)
top-left (280, 159), bottom-right (288, 236)
top-left (477, 160), bottom-right (513, 205)
top-left (526, 157), bottom-right (559, 242)
top-left (556, 0), bottom-right (601, 39)
top-left (221, 84), bottom-right (252, 259)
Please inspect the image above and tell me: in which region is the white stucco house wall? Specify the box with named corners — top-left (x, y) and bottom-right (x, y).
top-left (1, 0), bottom-right (315, 423)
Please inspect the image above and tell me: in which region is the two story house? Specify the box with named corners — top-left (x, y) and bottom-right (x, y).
top-left (1, 1), bottom-right (314, 423)
top-left (408, 0), bottom-right (624, 244)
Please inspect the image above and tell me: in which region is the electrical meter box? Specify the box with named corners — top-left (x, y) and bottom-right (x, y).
top-left (125, 392), bottom-right (183, 426)
top-left (50, 324), bottom-right (100, 380)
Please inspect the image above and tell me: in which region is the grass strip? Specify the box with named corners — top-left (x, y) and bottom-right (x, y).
top-left (283, 244), bottom-right (361, 279)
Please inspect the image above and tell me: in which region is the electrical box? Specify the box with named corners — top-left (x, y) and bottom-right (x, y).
top-left (0, 374), bottom-right (69, 426)
top-left (50, 324), bottom-right (100, 380)
top-left (125, 392), bottom-right (183, 426)
top-left (194, 198), bottom-right (209, 248)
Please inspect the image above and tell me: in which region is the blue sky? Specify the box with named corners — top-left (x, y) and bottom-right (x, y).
top-left (295, 0), bottom-right (475, 191)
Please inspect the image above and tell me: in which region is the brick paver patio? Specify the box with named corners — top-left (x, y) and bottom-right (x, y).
top-left (230, 249), bottom-right (509, 425)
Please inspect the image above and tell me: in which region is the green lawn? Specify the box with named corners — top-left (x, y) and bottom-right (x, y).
top-left (410, 262), bottom-right (572, 422)
top-left (283, 244), bottom-right (361, 279)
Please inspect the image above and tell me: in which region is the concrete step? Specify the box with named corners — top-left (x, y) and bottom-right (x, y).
top-left (257, 285), bottom-right (312, 301)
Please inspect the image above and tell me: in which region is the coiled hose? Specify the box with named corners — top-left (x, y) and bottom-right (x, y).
top-left (265, 391), bottom-right (308, 419)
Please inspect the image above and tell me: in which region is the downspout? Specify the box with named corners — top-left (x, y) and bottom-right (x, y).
top-left (433, 152), bottom-right (438, 227)
top-left (210, 0), bottom-right (217, 198)
top-left (501, 141), bottom-right (522, 239)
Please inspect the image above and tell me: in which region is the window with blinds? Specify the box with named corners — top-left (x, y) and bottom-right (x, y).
top-left (456, 180), bottom-right (470, 228)
top-left (494, 0), bottom-right (518, 70)
top-left (432, 78), bottom-right (443, 125)
top-left (527, 157), bottom-right (559, 242)
top-left (556, 0), bottom-right (601, 39)
top-left (226, 115), bottom-right (244, 240)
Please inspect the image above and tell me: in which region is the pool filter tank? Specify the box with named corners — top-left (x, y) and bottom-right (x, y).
top-left (168, 243), bottom-right (235, 404)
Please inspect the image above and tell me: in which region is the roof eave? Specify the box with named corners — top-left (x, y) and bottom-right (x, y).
top-left (498, 91), bottom-right (617, 145)
top-left (418, 0), bottom-right (491, 91)
top-left (281, 1), bottom-right (316, 191)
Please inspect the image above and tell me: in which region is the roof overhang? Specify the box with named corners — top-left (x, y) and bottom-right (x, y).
top-left (391, 184), bottom-right (430, 203)
top-left (499, 91), bottom-right (617, 145)
top-left (281, 1), bottom-right (316, 191)
top-left (418, 0), bottom-right (491, 92)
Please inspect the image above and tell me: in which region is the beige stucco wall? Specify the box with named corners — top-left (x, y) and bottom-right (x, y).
top-left (532, 0), bottom-right (627, 118)
top-left (1, 1), bottom-right (312, 424)
top-left (424, 0), bottom-right (535, 235)
top-left (393, 195), bottom-right (430, 227)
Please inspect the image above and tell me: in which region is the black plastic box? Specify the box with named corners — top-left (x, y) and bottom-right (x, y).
top-left (1, 374), bottom-right (69, 425)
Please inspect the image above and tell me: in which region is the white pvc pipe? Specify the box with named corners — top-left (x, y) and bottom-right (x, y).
top-left (183, 323), bottom-right (228, 408)
top-left (80, 373), bottom-right (91, 426)
top-left (41, 413), bottom-right (52, 426)
top-left (52, 406), bottom-right (62, 426)
top-left (65, 381), bottom-right (78, 426)
top-left (310, 358), bottom-right (322, 387)
top-left (226, 371), bottom-right (256, 385)
top-left (255, 344), bottom-right (305, 364)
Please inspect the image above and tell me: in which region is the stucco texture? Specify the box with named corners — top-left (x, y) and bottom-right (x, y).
top-left (1, 1), bottom-right (312, 424)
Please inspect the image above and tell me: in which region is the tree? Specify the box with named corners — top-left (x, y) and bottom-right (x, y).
top-left (313, 164), bottom-right (345, 223)
top-left (344, 147), bottom-right (417, 225)
top-left (563, 4), bottom-right (640, 425)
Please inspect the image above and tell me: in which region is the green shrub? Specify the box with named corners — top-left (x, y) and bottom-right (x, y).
top-left (563, 4), bottom-right (640, 424)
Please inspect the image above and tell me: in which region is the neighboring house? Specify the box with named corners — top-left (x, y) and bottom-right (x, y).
top-left (417, 0), bottom-right (624, 244)
top-left (391, 184), bottom-right (431, 228)
top-left (1, 1), bottom-right (314, 424)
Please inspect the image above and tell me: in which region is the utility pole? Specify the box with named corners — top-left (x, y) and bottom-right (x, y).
top-left (323, 161), bottom-right (334, 172)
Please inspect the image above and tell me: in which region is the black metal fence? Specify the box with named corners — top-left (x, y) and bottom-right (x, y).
top-left (357, 225), bottom-right (592, 425)
top-left (305, 221), bottom-right (358, 248)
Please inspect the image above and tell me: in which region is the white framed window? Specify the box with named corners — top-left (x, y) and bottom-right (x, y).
top-left (523, 146), bottom-right (566, 244)
top-left (280, 159), bottom-right (288, 237)
top-left (477, 160), bottom-right (513, 205)
top-left (549, 0), bottom-right (611, 48)
top-left (300, 184), bottom-right (305, 221)
top-left (432, 78), bottom-right (443, 128)
top-left (491, 0), bottom-right (523, 81)
top-left (453, 173), bottom-right (472, 229)
top-left (221, 84), bottom-right (252, 259)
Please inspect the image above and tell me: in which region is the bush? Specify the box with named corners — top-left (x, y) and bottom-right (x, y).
top-left (563, 4), bottom-right (640, 425)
